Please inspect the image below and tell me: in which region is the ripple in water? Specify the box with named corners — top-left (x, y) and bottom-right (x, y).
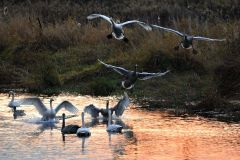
top-left (0, 93), bottom-right (240, 160)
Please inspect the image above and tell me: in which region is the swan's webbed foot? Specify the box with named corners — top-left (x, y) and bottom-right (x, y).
top-left (174, 45), bottom-right (180, 51)
top-left (107, 34), bottom-right (113, 39)
top-left (192, 48), bottom-right (198, 55)
top-left (123, 37), bottom-right (129, 43)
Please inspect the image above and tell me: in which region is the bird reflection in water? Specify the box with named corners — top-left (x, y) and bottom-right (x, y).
top-left (13, 106), bottom-right (26, 119)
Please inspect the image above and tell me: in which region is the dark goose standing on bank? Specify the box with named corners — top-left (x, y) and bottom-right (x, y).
top-left (98, 59), bottom-right (170, 89)
top-left (87, 14), bottom-right (152, 42)
top-left (152, 24), bottom-right (226, 54)
top-left (84, 92), bottom-right (130, 118)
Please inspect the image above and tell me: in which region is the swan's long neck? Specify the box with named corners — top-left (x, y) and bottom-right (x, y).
top-left (184, 35), bottom-right (188, 41)
top-left (10, 93), bottom-right (14, 102)
top-left (110, 19), bottom-right (117, 28)
top-left (133, 64), bottom-right (138, 76)
top-left (81, 112), bottom-right (85, 128)
top-left (62, 113), bottom-right (65, 130)
top-left (50, 101), bottom-right (53, 112)
top-left (108, 109), bottom-right (111, 126)
top-left (134, 64), bottom-right (138, 75)
top-left (110, 19), bottom-right (115, 25)
top-left (106, 100), bottom-right (109, 110)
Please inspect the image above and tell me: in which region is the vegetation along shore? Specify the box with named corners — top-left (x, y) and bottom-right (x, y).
top-left (0, 0), bottom-right (239, 121)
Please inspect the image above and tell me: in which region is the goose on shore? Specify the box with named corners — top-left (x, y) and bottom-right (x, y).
top-left (84, 92), bottom-right (130, 118)
top-left (98, 59), bottom-right (170, 89)
top-left (20, 98), bottom-right (79, 122)
top-left (76, 112), bottom-right (91, 137)
top-left (107, 109), bottom-right (123, 133)
top-left (87, 14), bottom-right (152, 42)
top-left (61, 113), bottom-right (80, 134)
top-left (152, 24), bottom-right (226, 54)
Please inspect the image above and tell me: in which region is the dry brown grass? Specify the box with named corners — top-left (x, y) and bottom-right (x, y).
top-left (0, 0), bottom-right (239, 98)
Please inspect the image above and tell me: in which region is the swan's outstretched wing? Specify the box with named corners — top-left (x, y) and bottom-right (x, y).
top-left (138, 70), bottom-right (170, 80)
top-left (20, 97), bottom-right (47, 116)
top-left (120, 20), bottom-right (152, 31)
top-left (193, 36), bottom-right (226, 41)
top-left (54, 101), bottom-right (79, 114)
top-left (112, 92), bottom-right (130, 117)
top-left (152, 24), bottom-right (184, 37)
top-left (98, 59), bottom-right (129, 76)
top-left (84, 104), bottom-right (100, 118)
top-left (87, 14), bottom-right (112, 24)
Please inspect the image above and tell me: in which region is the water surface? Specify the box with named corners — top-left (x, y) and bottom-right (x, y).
top-left (0, 93), bottom-right (240, 160)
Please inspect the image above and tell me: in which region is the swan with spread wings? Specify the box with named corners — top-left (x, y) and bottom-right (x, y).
top-left (98, 59), bottom-right (170, 89)
top-left (87, 14), bottom-right (152, 42)
top-left (20, 98), bottom-right (79, 122)
top-left (84, 92), bottom-right (130, 118)
top-left (152, 24), bottom-right (226, 54)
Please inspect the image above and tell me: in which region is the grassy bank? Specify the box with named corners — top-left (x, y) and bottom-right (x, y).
top-left (0, 1), bottom-right (239, 120)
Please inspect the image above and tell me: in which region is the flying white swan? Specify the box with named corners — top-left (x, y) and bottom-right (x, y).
top-left (84, 92), bottom-right (130, 118)
top-left (20, 98), bottom-right (79, 122)
top-left (152, 24), bottom-right (226, 54)
top-left (87, 14), bottom-right (152, 42)
top-left (98, 59), bottom-right (170, 89)
top-left (106, 109), bottom-right (123, 133)
top-left (76, 112), bottom-right (91, 137)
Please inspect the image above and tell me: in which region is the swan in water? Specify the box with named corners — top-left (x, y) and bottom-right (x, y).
top-left (20, 98), bottom-right (79, 122)
top-left (61, 113), bottom-right (80, 134)
top-left (8, 91), bottom-right (26, 118)
top-left (84, 92), bottom-right (130, 118)
top-left (87, 14), bottom-right (152, 42)
top-left (76, 112), bottom-right (91, 137)
top-left (152, 24), bottom-right (226, 54)
top-left (8, 91), bottom-right (22, 109)
top-left (107, 109), bottom-right (123, 133)
top-left (98, 59), bottom-right (170, 89)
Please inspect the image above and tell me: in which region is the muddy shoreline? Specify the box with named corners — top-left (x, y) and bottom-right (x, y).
top-left (134, 97), bottom-right (240, 123)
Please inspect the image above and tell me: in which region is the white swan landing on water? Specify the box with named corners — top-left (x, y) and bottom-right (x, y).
top-left (84, 92), bottom-right (130, 118)
top-left (20, 97), bottom-right (79, 122)
top-left (87, 14), bottom-right (152, 42)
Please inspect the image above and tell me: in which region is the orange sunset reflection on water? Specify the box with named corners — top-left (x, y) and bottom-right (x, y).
top-left (0, 93), bottom-right (240, 160)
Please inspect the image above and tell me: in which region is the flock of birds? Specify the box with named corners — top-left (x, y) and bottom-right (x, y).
top-left (87, 14), bottom-right (226, 54)
top-left (6, 13), bottom-right (225, 139)
top-left (7, 90), bottom-right (130, 137)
